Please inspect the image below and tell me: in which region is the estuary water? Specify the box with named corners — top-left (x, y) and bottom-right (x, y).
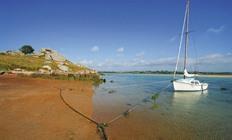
top-left (92, 73), bottom-right (232, 140)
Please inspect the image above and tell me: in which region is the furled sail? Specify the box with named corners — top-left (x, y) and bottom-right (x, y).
top-left (184, 69), bottom-right (195, 77)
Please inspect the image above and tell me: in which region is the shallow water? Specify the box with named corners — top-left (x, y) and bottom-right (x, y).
top-left (92, 73), bottom-right (232, 140)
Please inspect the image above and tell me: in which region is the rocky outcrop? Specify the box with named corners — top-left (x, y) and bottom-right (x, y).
top-left (10, 68), bottom-right (35, 76)
top-left (40, 48), bottom-right (70, 73)
top-left (5, 50), bottom-right (24, 56)
top-left (42, 65), bottom-right (52, 71)
top-left (41, 48), bottom-right (66, 62)
top-left (57, 64), bottom-right (69, 72)
top-left (38, 65), bottom-right (53, 74)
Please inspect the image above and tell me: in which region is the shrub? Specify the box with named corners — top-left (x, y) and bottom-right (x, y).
top-left (19, 45), bottom-right (34, 54)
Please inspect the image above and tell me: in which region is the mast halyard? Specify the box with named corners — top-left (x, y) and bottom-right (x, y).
top-left (184, 0), bottom-right (190, 79)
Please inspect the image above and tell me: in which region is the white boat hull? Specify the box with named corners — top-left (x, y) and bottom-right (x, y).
top-left (173, 79), bottom-right (208, 91)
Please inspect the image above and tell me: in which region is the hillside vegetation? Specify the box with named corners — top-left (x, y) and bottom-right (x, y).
top-left (0, 53), bottom-right (86, 72)
top-left (0, 49), bottom-right (102, 83)
top-left (0, 53), bottom-right (44, 71)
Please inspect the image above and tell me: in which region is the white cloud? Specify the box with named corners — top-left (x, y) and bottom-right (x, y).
top-left (80, 57), bottom-right (176, 68)
top-left (116, 47), bottom-right (124, 53)
top-left (91, 46), bottom-right (99, 52)
top-left (78, 53), bottom-right (232, 71)
top-left (136, 51), bottom-right (145, 58)
top-left (207, 25), bottom-right (225, 33)
top-left (198, 53), bottom-right (232, 64)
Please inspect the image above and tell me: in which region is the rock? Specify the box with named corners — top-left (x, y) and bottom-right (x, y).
top-left (41, 48), bottom-right (52, 53)
top-left (21, 71), bottom-right (34, 76)
top-left (42, 65), bottom-right (52, 71)
top-left (77, 70), bottom-right (84, 75)
top-left (38, 69), bottom-right (50, 74)
top-left (51, 53), bottom-right (66, 62)
top-left (6, 50), bottom-right (14, 54)
top-left (6, 51), bottom-right (24, 56)
top-left (10, 68), bottom-right (35, 76)
top-left (14, 68), bottom-right (23, 72)
top-left (45, 55), bottom-right (52, 60)
top-left (220, 87), bottom-right (227, 91)
top-left (102, 79), bottom-right (106, 83)
top-left (41, 48), bottom-right (66, 62)
top-left (108, 90), bottom-right (116, 94)
top-left (58, 62), bottom-right (65, 65)
top-left (0, 71), bottom-right (5, 75)
top-left (58, 64), bottom-right (69, 72)
top-left (38, 65), bottom-right (52, 74)
top-left (64, 62), bottom-right (69, 66)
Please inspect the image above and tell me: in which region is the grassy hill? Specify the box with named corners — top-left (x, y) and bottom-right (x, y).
top-left (0, 51), bottom-right (102, 83)
top-left (0, 53), bottom-right (45, 71)
top-left (0, 53), bottom-right (88, 72)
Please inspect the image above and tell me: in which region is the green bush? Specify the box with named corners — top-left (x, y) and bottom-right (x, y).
top-left (19, 45), bottom-right (34, 54)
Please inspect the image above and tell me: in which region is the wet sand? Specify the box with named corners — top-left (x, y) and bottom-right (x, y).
top-left (0, 75), bottom-right (99, 140)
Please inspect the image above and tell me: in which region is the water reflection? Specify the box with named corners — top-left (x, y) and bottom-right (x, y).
top-left (172, 90), bottom-right (208, 106)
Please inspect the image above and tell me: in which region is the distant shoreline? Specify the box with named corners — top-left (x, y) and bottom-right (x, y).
top-left (100, 71), bottom-right (232, 78)
top-left (197, 74), bottom-right (232, 78)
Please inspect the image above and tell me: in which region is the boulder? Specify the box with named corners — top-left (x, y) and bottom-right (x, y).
top-left (45, 55), bottom-right (52, 60)
top-left (14, 68), bottom-right (23, 72)
top-left (50, 53), bottom-right (66, 62)
top-left (41, 48), bottom-right (52, 53)
top-left (38, 69), bottom-right (50, 74)
top-left (58, 64), bottom-right (69, 72)
top-left (42, 65), bottom-right (52, 71)
top-left (0, 71), bottom-right (5, 75)
top-left (41, 48), bottom-right (66, 62)
top-left (6, 51), bottom-right (24, 56)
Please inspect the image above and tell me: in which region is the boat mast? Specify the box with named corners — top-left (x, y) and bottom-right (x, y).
top-left (173, 0), bottom-right (189, 79)
top-left (184, 0), bottom-right (190, 79)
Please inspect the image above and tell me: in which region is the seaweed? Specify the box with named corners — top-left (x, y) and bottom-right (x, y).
top-left (108, 90), bottom-right (116, 94)
top-left (220, 87), bottom-right (227, 91)
top-left (151, 93), bottom-right (160, 110)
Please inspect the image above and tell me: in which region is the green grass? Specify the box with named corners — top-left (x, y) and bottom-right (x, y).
top-left (0, 53), bottom-right (102, 83)
top-left (65, 60), bottom-right (89, 72)
top-left (19, 73), bottom-right (103, 84)
top-left (0, 54), bottom-right (44, 71)
top-left (0, 54), bottom-right (88, 72)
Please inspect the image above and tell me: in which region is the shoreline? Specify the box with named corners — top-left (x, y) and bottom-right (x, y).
top-left (0, 75), bottom-right (99, 140)
top-left (102, 72), bottom-right (232, 78)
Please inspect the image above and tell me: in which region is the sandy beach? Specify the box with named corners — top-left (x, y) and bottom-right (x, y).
top-left (0, 75), bottom-right (99, 140)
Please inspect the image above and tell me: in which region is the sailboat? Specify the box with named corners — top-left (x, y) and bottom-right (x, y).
top-left (172, 0), bottom-right (208, 91)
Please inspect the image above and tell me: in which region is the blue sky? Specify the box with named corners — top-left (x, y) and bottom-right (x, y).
top-left (0, 0), bottom-right (232, 72)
